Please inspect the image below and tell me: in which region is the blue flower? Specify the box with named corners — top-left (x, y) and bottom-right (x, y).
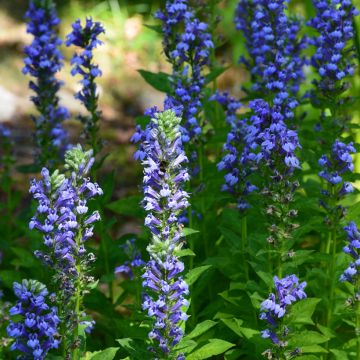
top-left (340, 222), bottom-right (360, 283)
top-left (318, 140), bottom-right (355, 214)
top-left (29, 145), bottom-right (102, 351)
top-left (115, 239), bottom-right (145, 279)
top-left (140, 109), bottom-right (189, 358)
top-left (309, 0), bottom-right (359, 93)
top-left (235, 0), bottom-right (306, 119)
top-left (7, 280), bottom-right (60, 360)
top-left (260, 275), bottom-right (306, 347)
top-left (155, 0), bottom-right (213, 144)
top-left (211, 91), bottom-right (258, 210)
top-left (66, 18), bottom-right (105, 154)
top-left (23, 0), bottom-right (69, 167)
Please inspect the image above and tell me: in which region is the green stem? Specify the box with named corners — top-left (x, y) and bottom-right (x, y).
top-left (356, 280), bottom-right (360, 360)
top-left (71, 230), bottom-right (84, 360)
top-left (241, 216), bottom-right (249, 282)
top-left (59, 303), bottom-right (67, 358)
top-left (326, 186), bottom-right (338, 331)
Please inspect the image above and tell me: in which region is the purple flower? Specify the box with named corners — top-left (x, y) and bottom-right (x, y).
top-left (7, 280), bottom-right (60, 360)
top-left (211, 91), bottom-right (257, 210)
top-left (260, 275), bottom-right (306, 348)
top-left (309, 0), bottom-right (359, 93)
top-left (66, 18), bottom-right (105, 154)
top-left (341, 222), bottom-right (360, 283)
top-left (318, 140), bottom-right (355, 215)
top-left (140, 109), bottom-right (189, 357)
top-left (155, 0), bottom-right (213, 144)
top-left (29, 145), bottom-right (102, 353)
top-left (23, 0), bottom-right (69, 167)
top-left (115, 239), bottom-right (145, 279)
top-left (235, 0), bottom-right (306, 119)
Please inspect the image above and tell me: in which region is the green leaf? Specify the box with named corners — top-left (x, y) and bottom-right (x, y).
top-left (143, 24), bottom-right (162, 33)
top-left (11, 247), bottom-right (37, 268)
top-left (289, 331), bottom-right (329, 347)
top-left (289, 298), bottom-right (321, 325)
top-left (204, 67), bottom-right (228, 84)
top-left (138, 70), bottom-right (171, 93)
top-left (117, 338), bottom-right (149, 359)
top-left (183, 227), bottom-right (200, 236)
top-left (317, 324), bottom-right (336, 339)
top-left (187, 339), bottom-right (235, 360)
top-left (173, 339), bottom-right (198, 354)
top-left (186, 320), bottom-right (217, 340)
top-left (106, 195), bottom-right (144, 218)
top-left (177, 248), bottom-right (196, 257)
top-left (220, 318), bottom-right (244, 338)
top-left (0, 270), bottom-right (22, 288)
top-left (83, 347), bottom-right (119, 360)
top-left (185, 265), bottom-right (212, 286)
top-left (301, 345), bottom-right (328, 354)
top-left (330, 349), bottom-right (350, 360)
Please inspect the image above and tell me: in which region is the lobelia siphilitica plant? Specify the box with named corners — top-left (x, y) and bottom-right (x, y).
top-left (7, 279), bottom-right (60, 360)
top-left (29, 144), bottom-right (103, 359)
top-left (141, 109), bottom-right (190, 359)
top-left (308, 0), bottom-right (359, 138)
top-left (340, 222), bottom-right (360, 357)
top-left (212, 91), bottom-right (257, 213)
top-left (260, 275), bottom-right (307, 360)
top-left (232, 0), bottom-right (306, 277)
top-left (234, 0), bottom-right (306, 117)
top-left (66, 18), bottom-right (105, 157)
top-left (155, 0), bottom-right (213, 171)
top-left (23, 0), bottom-right (70, 169)
top-left (318, 140), bottom-right (355, 328)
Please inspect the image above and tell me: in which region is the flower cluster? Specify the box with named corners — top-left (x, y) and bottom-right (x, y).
top-left (23, 0), bottom-right (69, 167)
top-left (115, 239), bottom-right (144, 279)
top-left (155, 0), bottom-right (213, 144)
top-left (141, 109), bottom-right (189, 358)
top-left (212, 91), bottom-right (257, 210)
top-left (7, 280), bottom-right (60, 360)
top-left (341, 222), bottom-right (360, 283)
top-left (260, 275), bottom-right (306, 348)
top-left (243, 100), bottom-right (301, 172)
top-left (235, 0), bottom-right (306, 118)
top-left (309, 0), bottom-right (359, 93)
top-left (318, 140), bottom-right (355, 220)
top-left (66, 18), bottom-right (105, 155)
top-left (29, 145), bottom-right (102, 352)
top-left (319, 140), bottom-right (355, 188)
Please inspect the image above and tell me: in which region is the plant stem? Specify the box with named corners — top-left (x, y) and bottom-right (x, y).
top-left (71, 229), bottom-right (83, 360)
top-left (355, 278), bottom-right (360, 360)
top-left (327, 185), bottom-right (337, 330)
top-left (241, 216), bottom-right (249, 282)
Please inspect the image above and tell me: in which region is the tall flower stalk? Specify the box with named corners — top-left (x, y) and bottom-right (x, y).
top-left (235, 0), bottom-right (306, 116)
top-left (23, 0), bottom-right (69, 168)
top-left (260, 275), bottom-right (307, 359)
top-left (318, 140), bottom-right (355, 328)
top-left (66, 18), bottom-right (105, 156)
top-left (29, 145), bottom-right (102, 358)
top-left (340, 222), bottom-right (360, 358)
top-left (308, 0), bottom-right (359, 138)
top-left (7, 280), bottom-right (60, 360)
top-left (233, 0), bottom-right (305, 276)
top-left (155, 0), bottom-right (213, 160)
top-left (141, 109), bottom-right (190, 359)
